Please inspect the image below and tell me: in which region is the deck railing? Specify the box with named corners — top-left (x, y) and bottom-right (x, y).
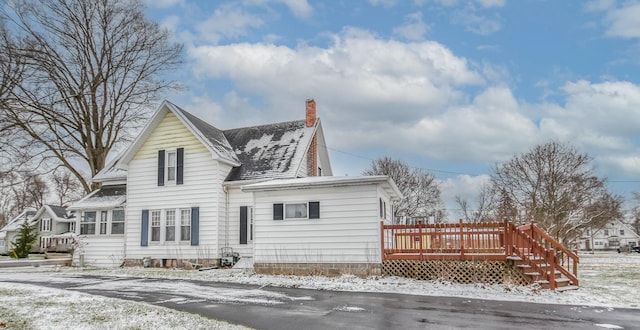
top-left (381, 220), bottom-right (579, 288)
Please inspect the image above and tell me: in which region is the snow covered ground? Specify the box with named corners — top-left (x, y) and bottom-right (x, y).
top-left (0, 251), bottom-right (637, 329)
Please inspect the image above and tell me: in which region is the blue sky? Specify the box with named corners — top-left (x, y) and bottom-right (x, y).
top-left (142, 0), bottom-right (640, 216)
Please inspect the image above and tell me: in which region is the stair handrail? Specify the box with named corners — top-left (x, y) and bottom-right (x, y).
top-left (529, 223), bottom-right (579, 286)
top-left (514, 222), bottom-right (579, 287)
top-left (509, 223), bottom-right (556, 288)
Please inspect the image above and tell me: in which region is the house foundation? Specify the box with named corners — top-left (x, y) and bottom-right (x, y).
top-left (254, 262), bottom-right (382, 278)
top-left (123, 258), bottom-right (220, 269)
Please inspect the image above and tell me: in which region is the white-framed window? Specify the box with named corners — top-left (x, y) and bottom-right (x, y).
top-left (100, 211), bottom-right (108, 235)
top-left (69, 221), bottom-right (76, 234)
top-left (151, 210), bottom-right (161, 242)
top-left (604, 229), bottom-right (609, 236)
top-left (620, 230), bottom-right (625, 236)
top-left (249, 206), bottom-right (254, 241)
top-left (285, 203), bottom-right (307, 219)
top-left (273, 202), bottom-right (320, 220)
top-left (111, 209), bottom-right (125, 235)
top-left (180, 209), bottom-right (191, 241)
top-left (81, 211), bottom-right (96, 235)
top-left (165, 210), bottom-right (176, 241)
top-left (167, 150), bottom-right (177, 182)
top-left (40, 218), bottom-right (52, 232)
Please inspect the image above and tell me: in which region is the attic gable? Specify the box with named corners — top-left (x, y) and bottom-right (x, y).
top-left (117, 101), bottom-right (240, 168)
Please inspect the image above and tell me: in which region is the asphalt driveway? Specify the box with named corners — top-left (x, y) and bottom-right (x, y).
top-left (3, 274), bottom-right (636, 330)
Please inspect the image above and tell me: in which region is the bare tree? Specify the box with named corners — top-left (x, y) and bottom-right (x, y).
top-left (51, 169), bottom-right (84, 206)
top-left (0, 171), bottom-right (47, 227)
top-left (455, 183), bottom-right (498, 223)
top-left (363, 156), bottom-right (444, 223)
top-left (491, 141), bottom-right (622, 245)
top-left (0, 0), bottom-right (182, 193)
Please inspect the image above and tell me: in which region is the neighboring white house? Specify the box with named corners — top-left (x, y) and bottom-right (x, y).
top-left (69, 99), bottom-right (402, 275)
top-left (0, 209), bottom-right (37, 255)
top-left (31, 205), bottom-right (76, 253)
top-left (578, 219), bottom-right (640, 251)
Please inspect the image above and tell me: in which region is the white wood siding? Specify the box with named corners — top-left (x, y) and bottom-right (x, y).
top-left (133, 111), bottom-right (208, 160)
top-left (252, 184), bottom-right (382, 264)
top-left (126, 153), bottom-right (231, 260)
top-left (78, 236), bottom-right (125, 268)
top-left (222, 187), bottom-right (254, 257)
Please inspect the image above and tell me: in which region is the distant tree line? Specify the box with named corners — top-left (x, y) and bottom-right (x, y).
top-left (366, 141), bottom-right (628, 246)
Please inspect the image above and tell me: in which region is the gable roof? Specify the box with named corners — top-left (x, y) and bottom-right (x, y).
top-left (99, 99), bottom-right (325, 183)
top-left (223, 119), bottom-right (316, 181)
top-left (31, 205), bottom-right (71, 222)
top-left (118, 100), bottom-right (241, 168)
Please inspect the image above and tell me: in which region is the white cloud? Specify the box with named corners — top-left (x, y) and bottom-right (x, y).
top-left (440, 174), bottom-right (492, 218)
top-left (603, 2), bottom-right (640, 38)
top-left (452, 8), bottom-right (502, 35)
top-left (369, 0), bottom-right (400, 8)
top-left (189, 27), bottom-right (484, 125)
top-left (586, 1), bottom-right (640, 38)
top-left (584, 0), bottom-right (615, 12)
top-left (475, 0), bottom-right (506, 8)
top-left (273, 0), bottom-right (313, 18)
top-left (196, 3), bottom-right (264, 44)
top-left (393, 12), bottom-right (429, 41)
top-left (143, 0), bottom-right (185, 8)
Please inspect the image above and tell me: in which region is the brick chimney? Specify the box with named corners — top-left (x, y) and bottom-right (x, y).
top-left (306, 99), bottom-right (316, 127)
top-left (305, 99), bottom-right (318, 176)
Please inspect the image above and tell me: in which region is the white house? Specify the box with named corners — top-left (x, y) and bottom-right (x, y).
top-left (0, 209), bottom-right (37, 255)
top-left (578, 219), bottom-right (640, 251)
top-left (31, 205), bottom-right (76, 253)
top-left (70, 99), bottom-right (402, 275)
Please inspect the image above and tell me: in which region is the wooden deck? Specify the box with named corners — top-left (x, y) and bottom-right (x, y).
top-left (381, 220), bottom-right (579, 289)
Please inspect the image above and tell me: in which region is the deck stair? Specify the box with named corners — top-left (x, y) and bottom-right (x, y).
top-left (507, 223), bottom-right (579, 290)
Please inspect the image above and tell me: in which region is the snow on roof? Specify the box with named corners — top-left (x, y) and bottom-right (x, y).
top-left (68, 185), bottom-right (126, 210)
top-left (93, 153), bottom-right (127, 182)
top-left (224, 120), bottom-right (314, 181)
top-left (174, 104), bottom-right (240, 165)
top-left (0, 209), bottom-right (36, 232)
top-left (241, 175), bottom-right (403, 200)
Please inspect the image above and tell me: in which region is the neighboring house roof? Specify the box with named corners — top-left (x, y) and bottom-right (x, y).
top-left (31, 205), bottom-right (70, 222)
top-left (224, 119), bottom-right (316, 181)
top-left (0, 209), bottom-right (37, 233)
top-left (241, 175), bottom-right (403, 201)
top-left (68, 185), bottom-right (126, 210)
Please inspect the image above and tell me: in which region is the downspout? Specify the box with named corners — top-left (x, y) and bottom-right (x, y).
top-left (223, 185), bottom-right (229, 248)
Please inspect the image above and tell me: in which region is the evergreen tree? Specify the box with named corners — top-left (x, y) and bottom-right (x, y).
top-left (10, 221), bottom-right (38, 258)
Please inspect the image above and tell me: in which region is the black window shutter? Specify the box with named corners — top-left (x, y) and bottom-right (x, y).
top-left (309, 202), bottom-right (320, 219)
top-left (240, 206), bottom-right (248, 244)
top-left (176, 148), bottom-right (184, 185)
top-left (141, 210), bottom-right (149, 247)
top-left (190, 207), bottom-right (199, 246)
top-left (157, 150), bottom-right (165, 186)
top-left (379, 198), bottom-right (383, 218)
top-left (273, 203), bottom-right (283, 220)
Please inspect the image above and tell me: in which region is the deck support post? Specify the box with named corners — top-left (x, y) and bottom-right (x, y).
top-left (459, 219), bottom-right (464, 258)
